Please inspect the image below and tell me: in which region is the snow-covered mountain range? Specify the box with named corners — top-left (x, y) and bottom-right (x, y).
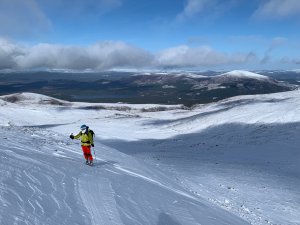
top-left (0, 90), bottom-right (300, 225)
top-left (0, 70), bottom-right (297, 106)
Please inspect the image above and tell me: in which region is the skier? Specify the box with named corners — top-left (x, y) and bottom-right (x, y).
top-left (70, 124), bottom-right (95, 165)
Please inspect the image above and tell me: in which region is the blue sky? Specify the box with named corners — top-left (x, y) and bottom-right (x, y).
top-left (0, 0), bottom-right (299, 71)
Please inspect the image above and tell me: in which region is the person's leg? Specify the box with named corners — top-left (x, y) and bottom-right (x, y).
top-left (82, 146), bottom-right (89, 163)
top-left (86, 146), bottom-right (93, 163)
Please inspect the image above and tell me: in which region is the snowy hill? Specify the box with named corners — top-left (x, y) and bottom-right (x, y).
top-left (0, 91), bottom-right (300, 225)
top-left (216, 70), bottom-right (269, 80)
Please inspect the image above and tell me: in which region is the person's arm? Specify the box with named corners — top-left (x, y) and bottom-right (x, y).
top-left (70, 132), bottom-right (82, 139)
top-left (74, 132), bottom-right (82, 139)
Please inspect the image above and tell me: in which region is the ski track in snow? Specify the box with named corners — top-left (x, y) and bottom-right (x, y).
top-left (0, 126), bottom-right (91, 225)
top-left (0, 126), bottom-right (249, 225)
top-left (79, 176), bottom-right (123, 225)
top-left (113, 164), bottom-right (198, 201)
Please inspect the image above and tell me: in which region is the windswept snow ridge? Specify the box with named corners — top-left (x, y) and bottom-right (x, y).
top-left (1, 91), bottom-right (300, 225)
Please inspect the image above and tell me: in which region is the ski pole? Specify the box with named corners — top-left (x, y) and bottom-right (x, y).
top-left (93, 146), bottom-right (96, 163)
top-left (68, 133), bottom-right (73, 145)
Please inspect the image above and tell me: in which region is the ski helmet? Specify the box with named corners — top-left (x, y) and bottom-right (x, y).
top-left (80, 124), bottom-right (87, 130)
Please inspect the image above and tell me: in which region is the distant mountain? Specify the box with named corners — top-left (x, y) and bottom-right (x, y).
top-left (0, 70), bottom-right (298, 106)
top-left (129, 70), bottom-right (294, 88)
top-left (121, 70), bottom-right (297, 106)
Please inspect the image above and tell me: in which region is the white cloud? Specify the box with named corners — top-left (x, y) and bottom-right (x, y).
top-left (156, 45), bottom-right (256, 68)
top-left (0, 0), bottom-right (52, 38)
top-left (0, 39), bottom-right (153, 70)
top-left (261, 37), bottom-right (288, 64)
top-left (294, 59), bottom-right (300, 64)
top-left (254, 0), bottom-right (300, 19)
top-left (0, 39), bottom-right (24, 69)
top-left (7, 39), bottom-right (298, 71)
top-left (177, 0), bottom-right (216, 21)
top-left (0, 0), bottom-right (123, 38)
top-left (86, 42), bottom-right (154, 70)
top-left (176, 0), bottom-right (239, 22)
top-left (270, 37), bottom-right (288, 48)
top-left (273, 57), bottom-right (300, 67)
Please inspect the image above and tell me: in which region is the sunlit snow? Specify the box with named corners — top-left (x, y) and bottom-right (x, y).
top-left (0, 91), bottom-right (299, 225)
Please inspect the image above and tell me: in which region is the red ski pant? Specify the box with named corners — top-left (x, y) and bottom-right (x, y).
top-left (82, 146), bottom-right (93, 161)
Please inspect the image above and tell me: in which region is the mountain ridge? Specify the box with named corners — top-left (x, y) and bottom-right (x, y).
top-left (0, 70), bottom-right (298, 106)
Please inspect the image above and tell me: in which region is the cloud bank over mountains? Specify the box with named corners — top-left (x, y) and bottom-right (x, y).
top-left (0, 38), bottom-right (261, 70)
top-left (0, 38), bottom-right (298, 71)
top-left (157, 45), bottom-right (256, 68)
top-left (0, 39), bottom-right (153, 70)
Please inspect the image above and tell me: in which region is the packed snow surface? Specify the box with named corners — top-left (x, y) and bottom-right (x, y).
top-left (0, 91), bottom-right (300, 225)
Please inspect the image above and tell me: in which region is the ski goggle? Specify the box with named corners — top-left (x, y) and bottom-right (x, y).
top-left (81, 127), bottom-right (86, 131)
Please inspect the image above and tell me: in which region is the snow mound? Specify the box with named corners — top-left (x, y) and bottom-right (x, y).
top-left (217, 70), bottom-right (269, 80)
top-left (0, 92), bottom-right (185, 113)
top-left (0, 92), bottom-right (71, 106)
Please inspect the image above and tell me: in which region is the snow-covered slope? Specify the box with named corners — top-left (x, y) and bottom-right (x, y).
top-left (217, 70), bottom-right (269, 80)
top-left (0, 91), bottom-right (300, 225)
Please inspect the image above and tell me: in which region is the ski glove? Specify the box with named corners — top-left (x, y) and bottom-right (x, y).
top-left (70, 134), bottom-right (74, 139)
top-left (91, 144), bottom-right (94, 147)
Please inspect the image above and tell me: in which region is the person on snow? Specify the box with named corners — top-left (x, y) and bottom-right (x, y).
top-left (70, 124), bottom-right (95, 165)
